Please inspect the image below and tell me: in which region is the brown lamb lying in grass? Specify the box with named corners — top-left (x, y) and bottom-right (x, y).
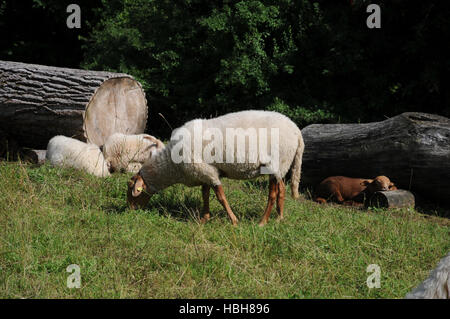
top-left (314, 175), bottom-right (397, 205)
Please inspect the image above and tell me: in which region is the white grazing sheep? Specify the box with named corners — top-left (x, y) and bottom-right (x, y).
top-left (127, 110), bottom-right (304, 226)
top-left (406, 252), bottom-right (450, 299)
top-left (46, 135), bottom-right (110, 177)
top-left (102, 133), bottom-right (165, 173)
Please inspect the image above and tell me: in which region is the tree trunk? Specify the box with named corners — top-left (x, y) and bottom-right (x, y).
top-left (0, 60), bottom-right (148, 148)
top-left (301, 112), bottom-right (450, 204)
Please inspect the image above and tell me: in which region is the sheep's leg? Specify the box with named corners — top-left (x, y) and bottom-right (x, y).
top-left (213, 185), bottom-right (238, 226)
top-left (314, 197), bottom-right (327, 204)
top-left (259, 178), bottom-right (278, 227)
top-left (332, 189), bottom-right (345, 204)
top-left (200, 184), bottom-right (211, 224)
top-left (276, 180), bottom-right (286, 221)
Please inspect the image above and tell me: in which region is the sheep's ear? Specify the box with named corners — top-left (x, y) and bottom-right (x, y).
top-left (143, 135), bottom-right (156, 142)
top-left (144, 135), bottom-right (165, 149)
top-left (131, 175), bottom-right (146, 197)
top-left (389, 182), bottom-right (396, 190)
top-left (149, 147), bottom-right (159, 158)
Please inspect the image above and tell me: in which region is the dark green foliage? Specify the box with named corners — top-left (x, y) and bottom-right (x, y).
top-left (0, 0), bottom-right (101, 67)
top-left (82, 0), bottom-right (329, 136)
top-left (81, 0), bottom-right (450, 136)
top-left (1, 1), bottom-right (449, 137)
top-left (267, 98), bottom-right (335, 128)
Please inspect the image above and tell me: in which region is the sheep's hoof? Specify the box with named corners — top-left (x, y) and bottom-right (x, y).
top-left (276, 216), bottom-right (284, 222)
top-left (200, 215), bottom-right (210, 224)
top-left (258, 221), bottom-right (267, 227)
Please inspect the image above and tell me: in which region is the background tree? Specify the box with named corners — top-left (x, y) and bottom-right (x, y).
top-left (1, 0), bottom-right (449, 138)
top-left (0, 0), bottom-right (101, 67)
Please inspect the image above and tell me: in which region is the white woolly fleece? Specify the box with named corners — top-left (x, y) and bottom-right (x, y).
top-left (102, 133), bottom-right (164, 173)
top-left (139, 110), bottom-right (304, 197)
top-left (406, 252), bottom-right (450, 299)
top-left (46, 135), bottom-right (110, 177)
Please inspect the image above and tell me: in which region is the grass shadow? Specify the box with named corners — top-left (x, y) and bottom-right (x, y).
top-left (100, 195), bottom-right (203, 222)
top-left (414, 194), bottom-right (450, 221)
top-left (242, 178), bottom-right (268, 190)
top-left (149, 189), bottom-right (203, 223)
top-left (153, 187), bottom-right (269, 224)
top-left (102, 203), bottom-right (129, 215)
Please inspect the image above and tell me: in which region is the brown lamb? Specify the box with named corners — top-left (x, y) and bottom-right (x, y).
top-left (314, 175), bottom-right (397, 205)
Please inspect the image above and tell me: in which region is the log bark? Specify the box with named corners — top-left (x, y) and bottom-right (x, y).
top-left (366, 190), bottom-right (415, 209)
top-left (301, 112), bottom-right (450, 204)
top-left (0, 132), bottom-right (45, 163)
top-left (0, 60), bottom-right (148, 148)
top-left (23, 149), bottom-right (46, 165)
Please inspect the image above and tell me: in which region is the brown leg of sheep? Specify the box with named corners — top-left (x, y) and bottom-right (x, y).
top-left (200, 184), bottom-right (211, 224)
top-left (314, 197), bottom-right (327, 204)
top-left (335, 191), bottom-right (345, 204)
top-left (276, 180), bottom-right (286, 221)
top-left (259, 178), bottom-right (278, 227)
top-left (213, 185), bottom-right (238, 226)
top-left (332, 188), bottom-right (345, 204)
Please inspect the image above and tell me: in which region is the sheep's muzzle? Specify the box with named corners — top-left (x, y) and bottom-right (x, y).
top-left (127, 174), bottom-right (152, 209)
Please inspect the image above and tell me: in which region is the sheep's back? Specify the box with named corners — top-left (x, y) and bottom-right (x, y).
top-left (46, 135), bottom-right (110, 177)
top-left (171, 110), bottom-right (302, 179)
top-left (103, 133), bottom-right (156, 172)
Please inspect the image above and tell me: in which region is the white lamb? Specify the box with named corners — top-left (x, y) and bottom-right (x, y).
top-left (46, 135), bottom-right (110, 177)
top-left (406, 252), bottom-right (450, 299)
top-left (127, 110), bottom-right (304, 226)
top-left (102, 133), bottom-right (165, 173)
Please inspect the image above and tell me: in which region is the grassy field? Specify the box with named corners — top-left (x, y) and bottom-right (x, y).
top-left (0, 161), bottom-right (448, 298)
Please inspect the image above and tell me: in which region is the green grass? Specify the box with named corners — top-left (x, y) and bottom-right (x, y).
top-left (0, 161), bottom-right (448, 298)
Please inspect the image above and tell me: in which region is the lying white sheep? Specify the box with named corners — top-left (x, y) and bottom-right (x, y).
top-left (406, 252), bottom-right (450, 299)
top-left (127, 110), bottom-right (304, 226)
top-left (102, 133), bottom-right (164, 173)
top-left (46, 135), bottom-right (110, 177)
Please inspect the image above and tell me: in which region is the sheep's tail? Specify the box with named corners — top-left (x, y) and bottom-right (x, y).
top-left (290, 134), bottom-right (305, 199)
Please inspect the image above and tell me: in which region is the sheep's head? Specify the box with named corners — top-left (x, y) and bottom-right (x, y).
top-left (362, 176), bottom-right (396, 193)
top-left (143, 135), bottom-right (165, 150)
top-left (127, 174), bottom-right (152, 209)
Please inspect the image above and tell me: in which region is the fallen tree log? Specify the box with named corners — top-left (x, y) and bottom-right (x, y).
top-left (0, 60), bottom-right (148, 148)
top-left (0, 132), bottom-right (45, 163)
top-left (23, 149), bottom-right (47, 165)
top-left (366, 190), bottom-right (415, 209)
top-left (301, 112), bottom-right (450, 204)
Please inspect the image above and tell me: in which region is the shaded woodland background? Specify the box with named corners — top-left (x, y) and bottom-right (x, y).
top-left (1, 0), bottom-right (449, 137)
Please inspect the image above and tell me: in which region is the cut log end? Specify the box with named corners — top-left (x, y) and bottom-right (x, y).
top-left (0, 60), bottom-right (148, 148)
top-left (83, 77), bottom-right (148, 146)
top-left (366, 190), bottom-right (415, 209)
